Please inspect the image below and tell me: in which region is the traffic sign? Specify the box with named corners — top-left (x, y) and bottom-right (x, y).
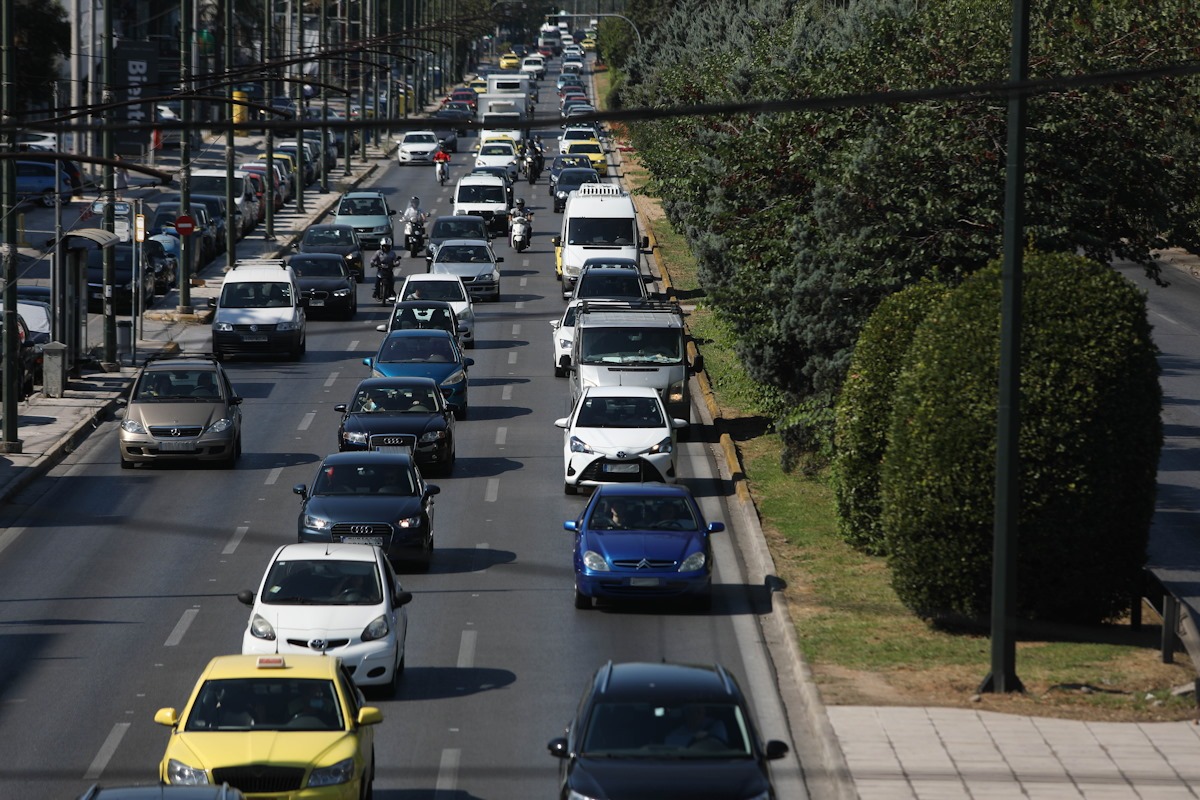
top-left (174, 214), bottom-right (196, 236)
top-left (114, 219), bottom-right (130, 243)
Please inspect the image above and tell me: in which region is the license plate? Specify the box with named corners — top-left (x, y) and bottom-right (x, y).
top-left (342, 536), bottom-right (384, 546)
top-left (158, 440), bottom-right (196, 452)
top-left (603, 462), bottom-right (639, 473)
top-left (242, 334), bottom-right (268, 342)
top-left (373, 445), bottom-right (412, 455)
top-left (630, 577), bottom-right (661, 587)
top-left (310, 299), bottom-right (324, 306)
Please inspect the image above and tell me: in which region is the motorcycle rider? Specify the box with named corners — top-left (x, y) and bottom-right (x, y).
top-left (432, 147), bottom-right (451, 184)
top-left (509, 198), bottom-right (532, 248)
top-left (402, 196), bottom-right (428, 254)
top-left (371, 237), bottom-right (398, 301)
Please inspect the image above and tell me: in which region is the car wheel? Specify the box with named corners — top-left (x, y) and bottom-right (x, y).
top-left (41, 190), bottom-right (56, 208)
top-left (564, 481), bottom-right (577, 496)
top-left (574, 587), bottom-right (592, 609)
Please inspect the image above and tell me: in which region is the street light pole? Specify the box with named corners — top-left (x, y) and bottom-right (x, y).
top-left (225, 0), bottom-right (238, 263)
top-left (2, 0), bottom-right (22, 451)
top-left (101, 0), bottom-right (116, 368)
top-left (179, 0), bottom-right (195, 312)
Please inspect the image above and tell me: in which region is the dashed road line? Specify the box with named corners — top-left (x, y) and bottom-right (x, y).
top-left (83, 722), bottom-right (131, 780)
top-left (265, 467), bottom-right (283, 485)
top-left (507, 352), bottom-right (517, 365)
top-left (324, 371), bottom-right (340, 387)
top-left (346, 340), bottom-right (360, 351)
top-left (456, 631), bottom-right (477, 668)
top-left (495, 427), bottom-right (507, 446)
top-left (223, 526), bottom-right (249, 555)
top-left (485, 478), bottom-right (499, 502)
top-left (502, 385), bottom-right (513, 401)
top-left (164, 608), bottom-right (200, 647)
top-left (298, 412), bottom-right (316, 431)
top-left (435, 747), bottom-right (461, 798)
top-left (511, 323), bottom-right (521, 336)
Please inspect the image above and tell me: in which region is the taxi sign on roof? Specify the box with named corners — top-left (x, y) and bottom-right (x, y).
top-left (257, 655), bottom-right (286, 669)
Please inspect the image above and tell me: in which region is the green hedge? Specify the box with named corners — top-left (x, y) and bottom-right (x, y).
top-left (834, 281), bottom-right (950, 554)
top-left (881, 252), bottom-right (1161, 624)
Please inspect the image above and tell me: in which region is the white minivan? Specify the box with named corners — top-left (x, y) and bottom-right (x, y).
top-left (553, 184), bottom-right (648, 299)
top-left (453, 173), bottom-right (511, 236)
top-left (211, 259), bottom-right (307, 360)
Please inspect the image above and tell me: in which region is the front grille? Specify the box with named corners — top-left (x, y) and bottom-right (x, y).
top-left (232, 323), bottom-right (279, 332)
top-left (286, 637), bottom-right (351, 650)
top-left (332, 522), bottom-right (393, 537)
top-left (370, 433), bottom-right (416, 451)
top-left (213, 765), bottom-right (305, 793)
top-left (148, 426), bottom-right (204, 437)
top-left (578, 459), bottom-right (660, 484)
top-left (307, 290), bottom-right (330, 300)
top-left (611, 558), bottom-right (678, 569)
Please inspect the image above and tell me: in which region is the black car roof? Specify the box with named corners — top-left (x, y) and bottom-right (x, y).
top-left (321, 450), bottom-right (416, 467)
top-left (592, 661), bottom-right (739, 704)
top-left (353, 376), bottom-right (441, 391)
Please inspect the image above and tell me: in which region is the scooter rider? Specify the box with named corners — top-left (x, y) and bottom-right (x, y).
top-left (402, 196), bottom-right (428, 227)
top-left (509, 199), bottom-right (532, 247)
top-left (371, 237), bottom-right (398, 301)
top-left (432, 147), bottom-right (451, 183)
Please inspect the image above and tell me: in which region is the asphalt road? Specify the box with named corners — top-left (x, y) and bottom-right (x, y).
top-left (0, 77), bottom-right (810, 799)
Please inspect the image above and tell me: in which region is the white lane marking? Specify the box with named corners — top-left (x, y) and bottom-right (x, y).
top-left (507, 352), bottom-right (517, 365)
top-left (511, 323), bottom-right (521, 336)
top-left (520, 277), bottom-right (528, 286)
top-left (164, 608), bottom-right (200, 646)
top-left (265, 467), bottom-right (283, 485)
top-left (456, 631), bottom-right (477, 668)
top-left (485, 478), bottom-right (499, 502)
top-left (324, 371), bottom-right (340, 387)
top-left (223, 526), bottom-right (249, 555)
top-left (434, 747), bottom-right (461, 797)
top-left (515, 300), bottom-right (524, 309)
top-left (0, 526), bottom-right (24, 559)
top-left (346, 340), bottom-right (359, 351)
top-left (495, 427), bottom-right (507, 446)
top-left (521, 258), bottom-right (530, 268)
top-left (298, 412), bottom-right (316, 431)
top-left (502, 385), bottom-right (513, 401)
top-left (474, 543), bottom-right (489, 572)
top-left (83, 722), bottom-right (131, 780)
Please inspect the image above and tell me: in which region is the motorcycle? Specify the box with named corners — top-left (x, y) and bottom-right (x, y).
top-left (404, 219), bottom-right (426, 258)
top-left (373, 261), bottom-right (396, 304)
top-left (435, 159), bottom-right (449, 185)
top-left (510, 212), bottom-right (531, 252)
top-left (525, 151), bottom-right (540, 184)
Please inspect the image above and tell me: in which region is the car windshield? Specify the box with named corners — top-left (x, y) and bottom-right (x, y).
top-left (480, 144), bottom-right (514, 156)
top-left (579, 327), bottom-right (682, 365)
top-left (437, 245), bottom-right (491, 263)
top-left (135, 369), bottom-right (222, 400)
top-left (578, 274), bottom-right (642, 298)
top-left (219, 281), bottom-right (294, 309)
top-left (352, 385), bottom-right (440, 413)
top-left (183, 678), bottom-right (343, 732)
top-left (569, 143), bottom-right (602, 155)
top-left (338, 197), bottom-right (385, 216)
top-left (587, 495), bottom-right (699, 531)
top-left (457, 185), bottom-right (506, 203)
top-left (432, 221), bottom-right (485, 239)
top-left (291, 258), bottom-right (346, 278)
top-left (304, 227), bottom-right (354, 246)
top-left (261, 559), bottom-right (384, 605)
top-left (567, 218), bottom-right (635, 247)
top-left (574, 395), bottom-right (665, 429)
top-left (402, 281), bottom-right (466, 303)
top-left (580, 702), bottom-right (751, 757)
top-left (378, 334), bottom-right (456, 364)
top-left (405, 134), bottom-right (438, 145)
top-left (312, 462), bottom-right (418, 496)
top-left (389, 305), bottom-right (456, 332)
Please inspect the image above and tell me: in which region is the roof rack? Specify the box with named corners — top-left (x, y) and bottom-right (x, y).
top-left (141, 351), bottom-right (220, 367)
top-left (577, 299), bottom-right (682, 316)
top-left (575, 183), bottom-right (626, 197)
top-left (230, 258), bottom-right (288, 270)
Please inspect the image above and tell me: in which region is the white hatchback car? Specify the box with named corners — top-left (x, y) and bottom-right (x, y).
top-left (396, 130), bottom-right (442, 165)
top-left (555, 386), bottom-right (688, 495)
top-left (237, 543), bottom-right (413, 694)
top-left (474, 139), bottom-right (519, 182)
top-left (395, 272), bottom-right (476, 348)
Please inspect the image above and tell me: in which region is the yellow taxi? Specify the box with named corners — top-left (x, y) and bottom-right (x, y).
top-left (582, 37), bottom-right (597, 51)
top-left (155, 654), bottom-right (382, 799)
top-left (468, 77), bottom-right (487, 94)
top-left (499, 52), bottom-right (521, 70)
top-left (562, 140), bottom-right (608, 176)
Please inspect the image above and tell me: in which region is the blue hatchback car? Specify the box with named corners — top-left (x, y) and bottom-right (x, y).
top-left (564, 483), bottom-right (724, 610)
top-left (364, 329), bottom-right (473, 418)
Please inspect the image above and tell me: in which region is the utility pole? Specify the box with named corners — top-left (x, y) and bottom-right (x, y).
top-left (101, 0), bottom-right (116, 368)
top-left (294, 0), bottom-right (306, 214)
top-left (225, 0), bottom-right (238, 263)
top-left (319, 0), bottom-right (330, 193)
top-left (263, 0), bottom-right (276, 239)
top-left (179, 0), bottom-right (195, 312)
top-left (2, 0), bottom-right (21, 451)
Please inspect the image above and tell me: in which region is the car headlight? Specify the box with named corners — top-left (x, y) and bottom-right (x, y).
top-left (649, 436), bottom-right (673, 455)
top-left (458, 306), bottom-right (474, 322)
top-left (343, 431), bottom-right (368, 445)
top-left (582, 550), bottom-right (609, 572)
top-left (333, 288), bottom-right (351, 297)
top-left (308, 757), bottom-right (355, 787)
top-left (361, 614), bottom-right (390, 642)
top-left (165, 759), bottom-right (209, 786)
top-left (569, 435), bottom-right (594, 454)
top-left (419, 430), bottom-right (446, 443)
top-left (556, 190), bottom-right (567, 199)
top-left (668, 380), bottom-right (685, 404)
top-left (558, 338), bottom-right (572, 350)
top-left (207, 418), bottom-right (234, 434)
top-left (568, 791), bottom-right (601, 800)
top-left (249, 612), bottom-right (276, 640)
top-left (373, 225), bottom-right (390, 234)
top-left (303, 514), bottom-right (331, 530)
top-left (120, 418), bottom-right (147, 434)
top-left (397, 513), bottom-right (422, 528)
top-left (214, 321), bottom-right (233, 332)
top-left (277, 319), bottom-right (299, 331)
top-left (441, 369), bottom-right (466, 386)
top-left (678, 551), bottom-right (707, 572)
top-left (344, 253), bottom-right (356, 261)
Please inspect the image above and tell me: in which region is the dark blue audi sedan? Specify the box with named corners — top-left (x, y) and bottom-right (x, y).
top-left (294, 451), bottom-right (440, 570)
top-left (548, 661), bottom-right (790, 800)
top-left (363, 329), bottom-right (472, 419)
top-left (564, 483), bottom-right (724, 610)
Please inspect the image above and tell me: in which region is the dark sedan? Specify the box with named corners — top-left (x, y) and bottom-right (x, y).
top-left (548, 661), bottom-right (790, 800)
top-left (548, 155), bottom-right (591, 197)
top-left (335, 376), bottom-right (456, 475)
top-left (294, 451), bottom-right (440, 570)
top-left (553, 167), bottom-right (601, 212)
top-left (296, 223), bottom-right (365, 282)
top-left (288, 252), bottom-right (357, 319)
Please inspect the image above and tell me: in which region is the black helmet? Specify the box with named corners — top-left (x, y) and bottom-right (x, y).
top-left (409, 196), bottom-right (419, 206)
top-left (380, 237), bottom-right (392, 249)
top-left (516, 199), bottom-right (525, 209)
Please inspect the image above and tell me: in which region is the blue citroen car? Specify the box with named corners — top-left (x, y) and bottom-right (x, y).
top-left (564, 483), bottom-right (724, 610)
top-left (363, 329), bottom-right (472, 418)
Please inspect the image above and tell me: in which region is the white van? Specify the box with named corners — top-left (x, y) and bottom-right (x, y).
top-left (453, 174), bottom-right (510, 235)
top-left (553, 184), bottom-right (649, 299)
top-left (211, 259), bottom-right (307, 360)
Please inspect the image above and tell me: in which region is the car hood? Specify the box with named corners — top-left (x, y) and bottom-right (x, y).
top-left (297, 277), bottom-right (351, 292)
top-left (569, 757), bottom-right (768, 800)
top-left (373, 362), bottom-right (464, 383)
top-left (170, 730), bottom-right (356, 772)
top-left (301, 244), bottom-right (359, 258)
top-left (343, 412), bottom-right (446, 438)
top-left (431, 263), bottom-right (494, 280)
top-left (570, 426), bottom-right (668, 453)
top-left (253, 603), bottom-right (386, 638)
top-left (334, 214), bottom-right (390, 228)
top-left (133, 402), bottom-right (228, 427)
top-left (475, 155), bottom-right (516, 167)
top-left (305, 493), bottom-right (425, 521)
top-left (585, 529), bottom-right (702, 563)
top-left (216, 307), bottom-right (296, 325)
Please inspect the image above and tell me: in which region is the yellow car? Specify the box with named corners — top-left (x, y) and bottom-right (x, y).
top-left (582, 37), bottom-right (596, 51)
top-left (468, 78), bottom-right (487, 94)
top-left (499, 52), bottom-right (521, 70)
top-left (155, 654), bottom-right (382, 799)
top-left (563, 140), bottom-right (608, 176)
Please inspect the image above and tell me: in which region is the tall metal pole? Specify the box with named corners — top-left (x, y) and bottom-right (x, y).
top-left (979, 0), bottom-right (1030, 696)
top-left (101, 0), bottom-right (116, 367)
top-left (225, 0), bottom-right (238, 262)
top-left (2, 0), bottom-right (21, 450)
top-left (263, 0), bottom-right (276, 239)
top-left (342, 0), bottom-right (352, 176)
top-left (357, 0), bottom-right (367, 163)
top-left (320, 0), bottom-right (330, 193)
top-left (179, 0), bottom-right (195, 312)
top-left (294, 0), bottom-right (307, 213)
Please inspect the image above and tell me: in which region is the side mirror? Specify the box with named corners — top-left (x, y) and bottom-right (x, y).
top-left (554, 417), bottom-right (569, 428)
top-left (426, 484), bottom-right (442, 496)
top-left (154, 708), bottom-right (180, 728)
top-left (208, 297), bottom-right (217, 308)
top-left (292, 483), bottom-right (308, 498)
top-left (640, 236), bottom-right (650, 249)
top-left (552, 235), bottom-right (562, 247)
top-left (707, 522), bottom-right (726, 534)
top-left (547, 737), bottom-right (569, 759)
top-left (765, 740), bottom-right (790, 760)
top-left (563, 520), bottom-right (578, 532)
top-left (671, 418), bottom-right (689, 430)
top-left (464, 357), bottom-right (474, 367)
top-left (394, 590), bottom-right (414, 607)
top-left (236, 589), bottom-right (255, 606)
top-left (362, 357), bottom-right (373, 368)
top-left (334, 403), bottom-right (347, 413)
top-left (230, 396), bottom-right (243, 406)
top-left (691, 353), bottom-right (704, 374)
top-left (388, 209), bottom-right (396, 216)
top-left (297, 296), bottom-right (309, 308)
top-left (375, 324), bottom-right (387, 332)
top-left (549, 319), bottom-right (559, 329)
top-left (357, 707), bottom-right (384, 727)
